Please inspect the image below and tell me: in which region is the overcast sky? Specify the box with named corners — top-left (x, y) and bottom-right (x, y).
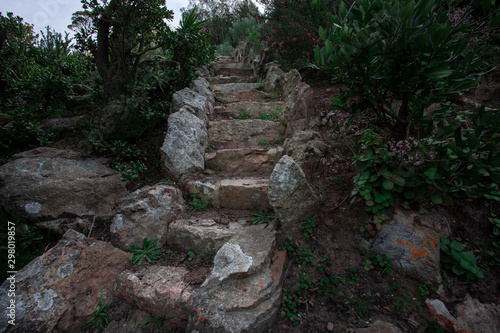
top-left (0, 0), bottom-right (191, 36)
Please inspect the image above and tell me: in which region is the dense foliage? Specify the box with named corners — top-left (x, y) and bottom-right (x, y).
top-left (263, 0), bottom-right (339, 68)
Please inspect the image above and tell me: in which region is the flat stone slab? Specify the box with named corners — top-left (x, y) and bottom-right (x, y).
top-left (214, 63), bottom-right (253, 77)
top-left (214, 101), bottom-right (284, 119)
top-left (213, 83), bottom-right (258, 93)
top-left (208, 120), bottom-right (281, 146)
top-left (115, 265), bottom-right (196, 327)
top-left (211, 76), bottom-right (256, 84)
top-left (219, 178), bottom-right (272, 210)
top-left (205, 147), bottom-right (284, 175)
top-left (167, 219), bottom-right (236, 253)
top-left (0, 147), bottom-right (128, 222)
top-left (215, 90), bottom-right (270, 103)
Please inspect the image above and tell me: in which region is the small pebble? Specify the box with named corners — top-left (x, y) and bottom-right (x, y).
top-left (327, 322), bottom-right (334, 331)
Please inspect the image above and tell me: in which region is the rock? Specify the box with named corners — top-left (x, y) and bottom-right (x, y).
top-left (205, 147), bottom-right (284, 176)
top-left (167, 219), bottom-right (235, 253)
top-left (425, 299), bottom-right (471, 333)
top-left (282, 69), bottom-right (303, 99)
top-left (268, 156), bottom-right (319, 239)
top-left (170, 87), bottom-right (212, 121)
top-left (215, 100), bottom-right (283, 119)
top-left (219, 178), bottom-right (272, 210)
top-left (36, 217), bottom-right (91, 237)
top-left (280, 82), bottom-right (314, 138)
top-left (0, 229), bottom-right (129, 333)
top-left (186, 180), bottom-right (220, 208)
top-left (208, 119), bottom-right (281, 146)
top-left (0, 147), bottom-right (128, 223)
top-left (284, 131), bottom-right (326, 166)
top-left (327, 322), bottom-right (334, 331)
top-left (114, 266), bottom-right (196, 328)
top-left (110, 185), bottom-right (184, 250)
top-left (213, 83), bottom-right (258, 93)
top-left (160, 108), bottom-right (207, 184)
top-left (190, 77), bottom-right (215, 105)
top-left (349, 320), bottom-right (402, 333)
top-left (263, 64), bottom-right (286, 94)
top-left (39, 116), bottom-right (84, 133)
top-left (359, 208), bottom-right (449, 282)
top-left (455, 294), bottom-right (500, 333)
top-left (187, 225), bottom-right (285, 333)
top-left (96, 100), bottom-right (130, 134)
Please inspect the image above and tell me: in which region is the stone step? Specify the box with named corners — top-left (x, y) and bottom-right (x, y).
top-left (205, 147), bottom-right (284, 176)
top-left (208, 119), bottom-right (282, 147)
top-left (211, 75), bottom-right (256, 85)
top-left (219, 178), bottom-right (272, 210)
top-left (186, 177), bottom-right (274, 211)
top-left (215, 89), bottom-right (270, 103)
top-left (213, 82), bottom-right (259, 93)
top-left (214, 100), bottom-right (284, 119)
top-left (213, 63), bottom-right (253, 77)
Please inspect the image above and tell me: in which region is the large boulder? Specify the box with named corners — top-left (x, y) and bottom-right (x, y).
top-left (284, 131), bottom-right (326, 166)
top-left (110, 185), bottom-right (185, 250)
top-left (187, 225), bottom-right (286, 333)
top-left (170, 87), bottom-right (213, 121)
top-left (0, 148), bottom-right (128, 223)
top-left (280, 82), bottom-right (314, 138)
top-left (190, 77), bottom-right (215, 106)
top-left (160, 108), bottom-right (207, 184)
top-left (268, 155), bottom-right (319, 239)
top-left (263, 64), bottom-right (286, 95)
top-left (282, 69), bottom-right (303, 99)
top-left (115, 265), bottom-right (196, 329)
top-left (358, 208), bottom-right (449, 282)
top-left (0, 229), bottom-right (130, 333)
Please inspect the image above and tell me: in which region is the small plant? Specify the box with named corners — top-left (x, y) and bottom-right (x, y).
top-left (416, 281), bottom-right (437, 298)
top-left (394, 296), bottom-right (410, 312)
top-left (187, 250), bottom-right (196, 261)
top-left (256, 77), bottom-right (264, 91)
top-left (490, 214), bottom-right (500, 248)
top-left (236, 109), bottom-right (250, 119)
top-left (258, 139), bottom-right (269, 146)
top-left (259, 112), bottom-right (279, 120)
top-left (351, 295), bottom-right (370, 317)
top-left (440, 237), bottom-right (485, 279)
top-left (115, 160), bottom-right (147, 182)
top-left (281, 289), bottom-right (300, 326)
top-left (188, 191), bottom-right (211, 216)
top-left (346, 268), bottom-right (359, 286)
top-left (81, 292), bottom-right (110, 332)
top-left (129, 238), bottom-right (162, 265)
top-left (206, 142), bottom-right (213, 151)
top-left (252, 209), bottom-right (275, 224)
top-left (269, 92), bottom-right (280, 100)
top-left (142, 313), bottom-right (174, 331)
top-left (190, 244), bottom-right (215, 260)
top-left (301, 216), bottom-right (316, 239)
top-left (362, 253), bottom-right (392, 273)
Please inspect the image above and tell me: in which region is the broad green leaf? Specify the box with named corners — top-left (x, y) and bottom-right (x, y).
top-left (430, 192), bottom-right (442, 204)
top-left (382, 180), bottom-right (394, 190)
top-left (424, 68), bottom-right (453, 79)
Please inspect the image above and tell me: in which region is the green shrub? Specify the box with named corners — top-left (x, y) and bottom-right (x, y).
top-left (311, 0), bottom-right (485, 138)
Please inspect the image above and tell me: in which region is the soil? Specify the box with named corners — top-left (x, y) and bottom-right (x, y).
top-left (4, 73), bottom-right (499, 333)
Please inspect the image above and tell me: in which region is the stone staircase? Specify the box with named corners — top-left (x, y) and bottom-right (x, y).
top-left (179, 57), bottom-right (289, 332)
